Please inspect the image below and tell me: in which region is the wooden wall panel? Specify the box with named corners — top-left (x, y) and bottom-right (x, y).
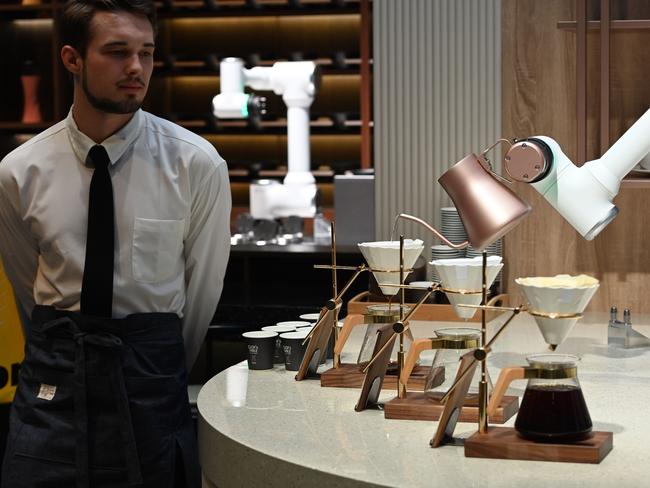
top-left (502, 0), bottom-right (650, 312)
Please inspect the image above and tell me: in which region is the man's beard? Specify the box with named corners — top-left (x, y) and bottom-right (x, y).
top-left (81, 66), bottom-right (144, 114)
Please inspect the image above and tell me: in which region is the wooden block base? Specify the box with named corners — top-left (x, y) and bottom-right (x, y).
top-left (384, 392), bottom-right (519, 424)
top-left (320, 363), bottom-right (433, 391)
top-left (464, 427), bottom-right (613, 464)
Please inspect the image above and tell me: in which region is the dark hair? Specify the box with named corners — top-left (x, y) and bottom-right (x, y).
top-left (60, 1), bottom-right (157, 57)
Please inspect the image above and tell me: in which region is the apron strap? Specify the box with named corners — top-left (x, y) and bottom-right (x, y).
top-left (41, 318), bottom-right (143, 487)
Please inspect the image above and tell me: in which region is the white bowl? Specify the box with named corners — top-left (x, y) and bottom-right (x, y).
top-left (432, 256), bottom-right (503, 319)
top-left (515, 274), bottom-right (599, 348)
top-left (358, 239), bottom-right (424, 296)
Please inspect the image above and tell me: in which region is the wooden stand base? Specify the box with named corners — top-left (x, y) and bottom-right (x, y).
top-left (320, 363), bottom-right (433, 391)
top-left (464, 427), bottom-right (613, 464)
top-left (384, 392), bottom-right (519, 423)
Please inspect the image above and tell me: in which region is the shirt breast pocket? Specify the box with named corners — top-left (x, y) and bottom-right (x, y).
top-left (132, 218), bottom-right (185, 283)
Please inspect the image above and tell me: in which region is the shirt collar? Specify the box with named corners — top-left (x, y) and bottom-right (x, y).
top-left (66, 108), bottom-right (143, 167)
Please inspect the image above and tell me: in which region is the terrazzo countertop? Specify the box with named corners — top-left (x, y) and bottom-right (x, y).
top-left (198, 312), bottom-right (650, 487)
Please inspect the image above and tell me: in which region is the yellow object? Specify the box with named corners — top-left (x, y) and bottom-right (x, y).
top-left (0, 260), bottom-right (25, 403)
top-left (516, 274), bottom-right (599, 288)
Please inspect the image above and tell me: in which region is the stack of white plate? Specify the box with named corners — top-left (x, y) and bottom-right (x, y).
top-left (430, 245), bottom-right (465, 282)
top-left (440, 207), bottom-right (468, 245)
top-left (466, 240), bottom-right (503, 285)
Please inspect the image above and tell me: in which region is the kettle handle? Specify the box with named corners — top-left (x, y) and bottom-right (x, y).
top-left (400, 338), bottom-right (433, 385)
top-left (487, 366), bottom-right (526, 416)
top-left (333, 314), bottom-right (364, 356)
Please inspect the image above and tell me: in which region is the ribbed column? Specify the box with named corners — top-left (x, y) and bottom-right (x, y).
top-left (373, 0), bottom-right (501, 249)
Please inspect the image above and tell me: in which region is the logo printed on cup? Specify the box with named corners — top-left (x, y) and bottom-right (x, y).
top-left (280, 331), bottom-right (309, 371)
top-left (242, 330), bottom-right (278, 370)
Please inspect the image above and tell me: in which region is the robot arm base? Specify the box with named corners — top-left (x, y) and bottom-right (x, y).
top-left (250, 180), bottom-right (317, 220)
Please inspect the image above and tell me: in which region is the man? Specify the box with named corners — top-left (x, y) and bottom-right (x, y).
top-left (0, 1), bottom-right (231, 486)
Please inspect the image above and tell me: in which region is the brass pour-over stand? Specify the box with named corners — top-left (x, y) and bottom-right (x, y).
top-left (295, 222), bottom-right (368, 380)
top-left (320, 302), bottom-right (433, 391)
top-left (355, 250), bottom-right (516, 423)
top-left (354, 214), bottom-right (502, 414)
top-left (353, 236), bottom-right (464, 411)
top-left (383, 304), bottom-right (519, 423)
top-left (351, 214), bottom-right (468, 411)
top-left (429, 255), bottom-right (614, 464)
top-left (354, 235), bottom-right (415, 411)
top-left (298, 224), bottom-right (436, 390)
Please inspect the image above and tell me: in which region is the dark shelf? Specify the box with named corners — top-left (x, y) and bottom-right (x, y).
top-left (171, 116), bottom-right (364, 134)
top-left (557, 19), bottom-right (650, 31)
top-left (0, 4), bottom-right (53, 18)
top-left (0, 0), bottom-right (368, 186)
top-left (152, 57), bottom-right (362, 75)
top-left (0, 121), bottom-right (55, 132)
top-left (155, 0), bottom-right (359, 18)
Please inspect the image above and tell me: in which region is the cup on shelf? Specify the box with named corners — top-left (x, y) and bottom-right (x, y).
top-left (242, 331), bottom-right (278, 370)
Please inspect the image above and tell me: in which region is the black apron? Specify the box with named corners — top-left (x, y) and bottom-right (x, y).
top-left (2, 306), bottom-right (200, 488)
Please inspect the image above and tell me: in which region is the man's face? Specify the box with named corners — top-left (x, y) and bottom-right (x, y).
top-left (80, 11), bottom-right (155, 114)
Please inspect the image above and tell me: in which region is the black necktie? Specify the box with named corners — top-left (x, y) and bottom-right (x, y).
top-left (80, 145), bottom-right (114, 317)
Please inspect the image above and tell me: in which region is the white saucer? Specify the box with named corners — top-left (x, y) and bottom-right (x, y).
top-left (629, 164), bottom-right (650, 176)
top-left (299, 313), bottom-right (321, 321)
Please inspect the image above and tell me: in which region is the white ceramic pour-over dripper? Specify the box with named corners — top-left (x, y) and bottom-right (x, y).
top-left (358, 240), bottom-right (424, 296)
top-left (432, 256), bottom-right (503, 319)
top-left (515, 274), bottom-right (599, 349)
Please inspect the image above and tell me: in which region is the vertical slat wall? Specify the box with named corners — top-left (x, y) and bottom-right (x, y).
top-left (373, 0), bottom-right (501, 249)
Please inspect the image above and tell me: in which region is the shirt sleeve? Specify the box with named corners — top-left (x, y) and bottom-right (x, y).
top-left (0, 163), bottom-right (38, 318)
top-left (182, 158), bottom-right (231, 369)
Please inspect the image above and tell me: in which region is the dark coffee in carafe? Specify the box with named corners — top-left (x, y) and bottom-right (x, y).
top-left (515, 384), bottom-right (592, 442)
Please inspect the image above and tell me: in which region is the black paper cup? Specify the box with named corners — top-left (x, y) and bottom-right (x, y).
top-left (280, 331), bottom-right (310, 371)
top-left (242, 331), bottom-right (278, 370)
top-left (262, 325), bottom-right (297, 363)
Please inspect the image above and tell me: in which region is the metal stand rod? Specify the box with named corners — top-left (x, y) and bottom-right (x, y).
top-left (479, 250), bottom-right (488, 434)
top-left (440, 306), bottom-right (522, 404)
top-left (331, 222), bottom-right (341, 368)
top-left (303, 267), bottom-right (368, 346)
top-left (398, 235), bottom-right (407, 399)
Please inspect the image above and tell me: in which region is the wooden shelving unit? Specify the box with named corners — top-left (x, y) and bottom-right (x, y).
top-left (0, 0), bottom-right (373, 222)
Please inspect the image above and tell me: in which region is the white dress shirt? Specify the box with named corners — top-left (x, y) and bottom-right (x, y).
top-left (0, 109), bottom-right (231, 368)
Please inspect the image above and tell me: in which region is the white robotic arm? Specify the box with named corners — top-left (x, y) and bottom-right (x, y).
top-left (503, 108), bottom-right (650, 240)
top-left (213, 57), bottom-right (319, 219)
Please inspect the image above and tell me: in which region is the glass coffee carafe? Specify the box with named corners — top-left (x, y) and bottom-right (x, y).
top-left (489, 353), bottom-right (592, 442)
top-left (424, 327), bottom-right (490, 403)
top-left (400, 327), bottom-right (490, 402)
top-left (357, 304), bottom-right (412, 371)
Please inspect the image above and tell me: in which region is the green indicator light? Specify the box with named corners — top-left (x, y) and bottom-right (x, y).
top-left (241, 94), bottom-right (249, 117)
